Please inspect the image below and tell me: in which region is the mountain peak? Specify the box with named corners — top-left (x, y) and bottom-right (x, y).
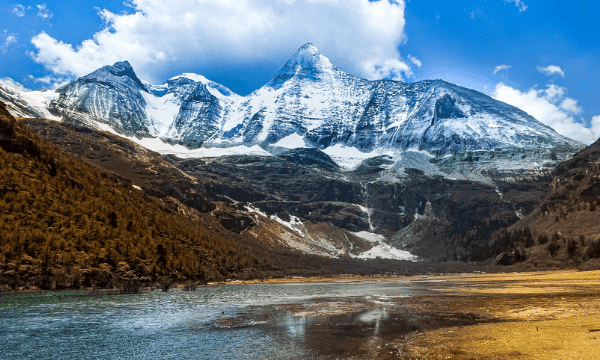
top-left (112, 60), bottom-right (134, 71)
top-left (267, 43), bottom-right (341, 88)
top-left (295, 43), bottom-right (319, 56)
top-left (286, 43), bottom-right (331, 69)
top-left (96, 60), bottom-right (146, 90)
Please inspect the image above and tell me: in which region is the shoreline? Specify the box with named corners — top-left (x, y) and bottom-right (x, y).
top-left (0, 269), bottom-right (591, 296)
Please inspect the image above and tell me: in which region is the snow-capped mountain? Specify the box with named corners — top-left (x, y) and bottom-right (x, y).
top-left (1, 43), bottom-right (583, 161)
top-left (0, 82), bottom-right (58, 120)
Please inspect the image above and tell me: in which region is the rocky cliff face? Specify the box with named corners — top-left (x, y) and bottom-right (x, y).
top-left (49, 61), bottom-right (151, 135)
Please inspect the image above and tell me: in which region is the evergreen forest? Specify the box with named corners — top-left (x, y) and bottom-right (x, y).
top-left (0, 102), bottom-right (274, 291)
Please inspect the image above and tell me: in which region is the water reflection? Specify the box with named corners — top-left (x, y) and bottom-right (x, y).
top-left (1, 281), bottom-right (452, 359)
top-left (283, 313), bottom-right (308, 338)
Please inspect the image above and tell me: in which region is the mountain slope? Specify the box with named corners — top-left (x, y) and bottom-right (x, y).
top-left (0, 101), bottom-right (275, 291)
top-left (0, 45), bottom-right (588, 265)
top-left (23, 117), bottom-right (423, 262)
top-left (512, 138), bottom-right (600, 242)
top-left (21, 114), bottom-right (557, 264)
top-left (450, 137), bottom-right (600, 268)
top-left (0, 82), bottom-right (58, 120)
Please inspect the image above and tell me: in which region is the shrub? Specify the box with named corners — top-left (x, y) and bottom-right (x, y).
top-left (547, 242), bottom-right (560, 257)
top-left (182, 280), bottom-right (197, 291)
top-left (158, 276), bottom-right (174, 292)
top-left (118, 279), bottom-right (142, 294)
top-left (585, 241), bottom-right (600, 259)
top-left (567, 239), bottom-right (578, 258)
top-left (524, 236), bottom-right (535, 248)
top-left (514, 247), bottom-right (527, 262)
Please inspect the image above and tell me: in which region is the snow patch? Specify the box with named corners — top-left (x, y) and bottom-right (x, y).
top-left (515, 208), bottom-right (524, 219)
top-left (157, 144), bottom-right (272, 159)
top-left (322, 144), bottom-right (395, 170)
top-left (18, 90), bottom-right (60, 120)
top-left (355, 243), bottom-right (418, 261)
top-left (141, 91), bottom-right (180, 135)
top-left (273, 133), bottom-right (307, 148)
top-left (351, 231), bottom-right (418, 261)
top-left (351, 231), bottom-right (386, 243)
top-left (270, 214), bottom-right (305, 235)
top-left (245, 204), bottom-right (268, 218)
top-left (0, 81), bottom-right (61, 120)
top-left (406, 147), bottom-right (435, 158)
top-left (93, 124), bottom-right (272, 159)
top-left (495, 187), bottom-right (503, 200)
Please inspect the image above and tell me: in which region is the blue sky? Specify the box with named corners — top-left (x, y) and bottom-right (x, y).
top-left (1, 0), bottom-right (599, 143)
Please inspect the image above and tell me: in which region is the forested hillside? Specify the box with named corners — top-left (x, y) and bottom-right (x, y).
top-left (464, 138), bottom-right (600, 269)
top-left (0, 102), bottom-right (274, 291)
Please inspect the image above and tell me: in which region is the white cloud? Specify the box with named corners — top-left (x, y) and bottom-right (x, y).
top-left (592, 116), bottom-right (600, 144)
top-left (364, 58), bottom-right (411, 81)
top-left (29, 0), bottom-right (412, 86)
top-left (504, 0), bottom-right (528, 13)
top-left (559, 98), bottom-right (582, 114)
top-left (37, 4), bottom-right (53, 19)
top-left (407, 55), bottom-right (422, 67)
top-left (537, 65), bottom-right (565, 77)
top-left (1, 35), bottom-right (17, 52)
top-left (493, 64), bottom-right (511, 75)
top-left (493, 82), bottom-right (600, 144)
top-left (0, 77), bottom-right (29, 92)
top-left (12, 4), bottom-right (27, 17)
top-left (27, 74), bottom-right (70, 89)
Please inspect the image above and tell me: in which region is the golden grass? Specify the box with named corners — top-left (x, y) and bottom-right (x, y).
top-left (404, 315), bottom-right (600, 359)
top-left (236, 274), bottom-right (415, 285)
top-left (400, 270), bottom-right (600, 359)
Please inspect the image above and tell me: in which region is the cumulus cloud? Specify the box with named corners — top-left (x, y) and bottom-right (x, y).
top-left (537, 65), bottom-right (565, 77)
top-left (37, 4), bottom-right (53, 19)
top-left (493, 64), bottom-right (511, 75)
top-left (504, 0), bottom-right (528, 13)
top-left (559, 98), bottom-right (582, 114)
top-left (493, 83), bottom-right (600, 144)
top-left (29, 0), bottom-right (412, 87)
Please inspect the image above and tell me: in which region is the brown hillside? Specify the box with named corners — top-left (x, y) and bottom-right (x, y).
top-left (483, 138), bottom-right (600, 269)
top-left (0, 101), bottom-right (275, 291)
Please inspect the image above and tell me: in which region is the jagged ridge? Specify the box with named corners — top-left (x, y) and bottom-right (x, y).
top-left (1, 44), bottom-right (581, 157)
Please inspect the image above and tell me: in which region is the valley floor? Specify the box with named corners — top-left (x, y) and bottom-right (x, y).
top-left (395, 270), bottom-right (600, 359)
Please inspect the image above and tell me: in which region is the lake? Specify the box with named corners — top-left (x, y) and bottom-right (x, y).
top-left (1, 281), bottom-right (438, 359)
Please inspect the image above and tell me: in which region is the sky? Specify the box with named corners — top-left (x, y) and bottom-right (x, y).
top-left (1, 0), bottom-right (599, 144)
